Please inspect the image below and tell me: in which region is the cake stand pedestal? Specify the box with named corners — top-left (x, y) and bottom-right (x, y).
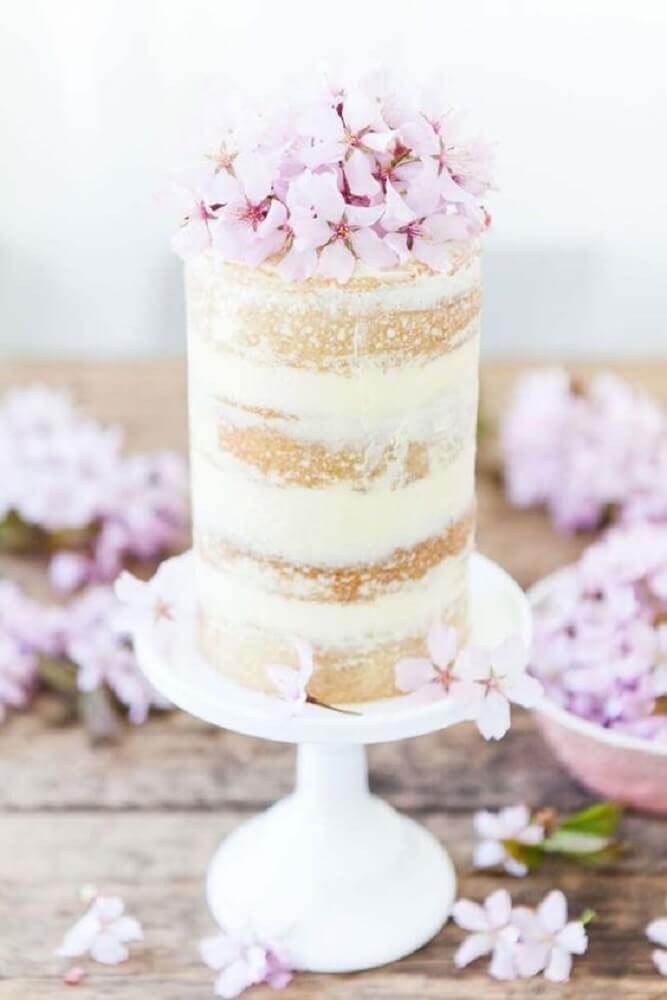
top-left (134, 553), bottom-right (531, 973)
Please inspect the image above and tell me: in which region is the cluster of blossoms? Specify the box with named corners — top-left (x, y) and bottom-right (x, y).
top-left (0, 385), bottom-right (189, 591)
top-left (172, 70), bottom-right (493, 282)
top-left (0, 577), bottom-right (168, 727)
top-left (501, 370), bottom-right (667, 532)
top-left (394, 625), bottom-right (542, 740)
top-left (453, 888), bottom-right (590, 982)
top-left (530, 522), bottom-right (667, 740)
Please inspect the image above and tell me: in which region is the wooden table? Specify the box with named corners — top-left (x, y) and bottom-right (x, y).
top-left (1, 359), bottom-right (666, 1000)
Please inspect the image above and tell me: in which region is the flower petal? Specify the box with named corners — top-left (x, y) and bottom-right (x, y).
top-left (345, 149), bottom-right (381, 198)
top-left (90, 932), bottom-right (129, 966)
top-left (317, 240), bottom-right (356, 283)
top-left (454, 932), bottom-right (493, 968)
top-left (233, 151), bottom-right (273, 204)
top-left (653, 949), bottom-right (667, 976)
top-left (427, 623), bottom-right (458, 668)
top-left (557, 921), bottom-right (588, 956)
top-left (647, 918), bottom-right (667, 948)
top-left (544, 944), bottom-right (573, 983)
top-left (350, 228), bottom-right (397, 270)
top-left (473, 839), bottom-right (506, 870)
top-left (451, 899), bottom-right (489, 932)
top-left (475, 689), bottom-right (511, 740)
top-left (485, 889), bottom-right (512, 929)
top-left (394, 657), bottom-right (436, 693)
top-left (537, 890), bottom-right (567, 934)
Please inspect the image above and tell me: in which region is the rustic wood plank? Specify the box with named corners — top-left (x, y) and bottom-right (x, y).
top-left (1, 813), bottom-right (666, 996)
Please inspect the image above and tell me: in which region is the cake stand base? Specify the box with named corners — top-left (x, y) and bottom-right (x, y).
top-left (206, 742), bottom-right (455, 973)
top-left (134, 553), bottom-right (532, 973)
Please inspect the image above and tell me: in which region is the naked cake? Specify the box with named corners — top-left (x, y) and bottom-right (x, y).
top-left (173, 72), bottom-right (492, 703)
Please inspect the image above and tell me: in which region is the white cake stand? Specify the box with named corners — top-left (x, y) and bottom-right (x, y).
top-left (134, 552), bottom-right (531, 974)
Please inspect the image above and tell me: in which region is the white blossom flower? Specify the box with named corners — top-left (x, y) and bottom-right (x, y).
top-left (56, 896), bottom-right (143, 966)
top-left (647, 916), bottom-right (667, 975)
top-left (452, 889), bottom-right (521, 980)
top-left (473, 804), bottom-right (544, 877)
top-left (455, 636), bottom-right (543, 740)
top-left (513, 890), bottom-right (588, 982)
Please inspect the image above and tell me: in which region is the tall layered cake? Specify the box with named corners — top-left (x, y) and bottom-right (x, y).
top-left (174, 72), bottom-right (493, 703)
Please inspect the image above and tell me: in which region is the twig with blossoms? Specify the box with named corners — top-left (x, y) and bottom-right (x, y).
top-left (171, 69), bottom-right (493, 282)
top-left (472, 801), bottom-right (623, 877)
top-left (0, 385), bottom-right (189, 592)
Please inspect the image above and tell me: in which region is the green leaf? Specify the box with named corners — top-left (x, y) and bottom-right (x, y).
top-left (558, 801), bottom-right (623, 838)
top-left (580, 908), bottom-right (597, 926)
top-left (502, 839), bottom-right (545, 872)
top-left (542, 829), bottom-right (613, 856)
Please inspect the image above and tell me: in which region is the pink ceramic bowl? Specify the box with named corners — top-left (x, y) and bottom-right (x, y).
top-left (529, 574), bottom-right (667, 815)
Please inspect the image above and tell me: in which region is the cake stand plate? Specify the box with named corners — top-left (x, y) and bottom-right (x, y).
top-left (134, 553), bottom-right (531, 973)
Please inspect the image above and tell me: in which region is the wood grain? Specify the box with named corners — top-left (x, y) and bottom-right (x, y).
top-left (1, 357), bottom-right (666, 999)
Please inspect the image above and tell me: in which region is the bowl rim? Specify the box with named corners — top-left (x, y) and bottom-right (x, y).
top-left (528, 569), bottom-right (667, 758)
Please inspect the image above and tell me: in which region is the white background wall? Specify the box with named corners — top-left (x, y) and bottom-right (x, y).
top-left (1, 0), bottom-right (666, 359)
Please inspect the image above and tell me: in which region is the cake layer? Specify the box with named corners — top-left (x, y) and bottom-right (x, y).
top-left (188, 336), bottom-right (479, 490)
top-left (196, 507), bottom-right (474, 603)
top-left (195, 543), bottom-right (469, 642)
top-left (188, 323), bottom-right (480, 426)
top-left (197, 589), bottom-right (469, 703)
top-left (191, 443), bottom-right (475, 567)
top-left (186, 247), bottom-right (481, 374)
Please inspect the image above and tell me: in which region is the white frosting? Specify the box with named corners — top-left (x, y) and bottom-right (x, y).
top-left (189, 327), bottom-right (480, 425)
top-left (191, 443), bottom-right (475, 566)
top-left (195, 548), bottom-right (469, 645)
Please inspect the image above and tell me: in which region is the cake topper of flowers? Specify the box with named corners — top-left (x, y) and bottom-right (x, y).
top-left (171, 70), bottom-right (493, 282)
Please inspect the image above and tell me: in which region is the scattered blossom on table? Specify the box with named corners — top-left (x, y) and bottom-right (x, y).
top-left (56, 895), bottom-right (143, 966)
top-left (201, 927), bottom-right (293, 998)
top-left (453, 888), bottom-right (589, 982)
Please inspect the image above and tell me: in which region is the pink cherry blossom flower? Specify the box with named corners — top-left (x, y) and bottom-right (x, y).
top-left (381, 165), bottom-right (469, 272)
top-left (212, 152), bottom-right (287, 266)
top-left (456, 637), bottom-right (543, 740)
top-left (473, 805), bottom-right (545, 877)
top-left (266, 640), bottom-right (314, 712)
top-left (200, 928), bottom-right (293, 999)
top-left (0, 631), bottom-right (37, 722)
top-left (171, 165), bottom-right (238, 260)
top-left (49, 551), bottom-right (91, 594)
top-left (647, 917), bottom-right (667, 975)
top-left (394, 623), bottom-right (460, 699)
top-left (513, 890), bottom-right (588, 982)
top-left (286, 169), bottom-right (395, 282)
top-left (452, 889), bottom-right (521, 981)
top-left (56, 895), bottom-right (143, 966)
top-left (296, 90), bottom-right (393, 171)
top-left (114, 554), bottom-right (194, 646)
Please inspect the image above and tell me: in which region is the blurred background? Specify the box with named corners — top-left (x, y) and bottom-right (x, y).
top-left (1, 0), bottom-right (666, 359)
